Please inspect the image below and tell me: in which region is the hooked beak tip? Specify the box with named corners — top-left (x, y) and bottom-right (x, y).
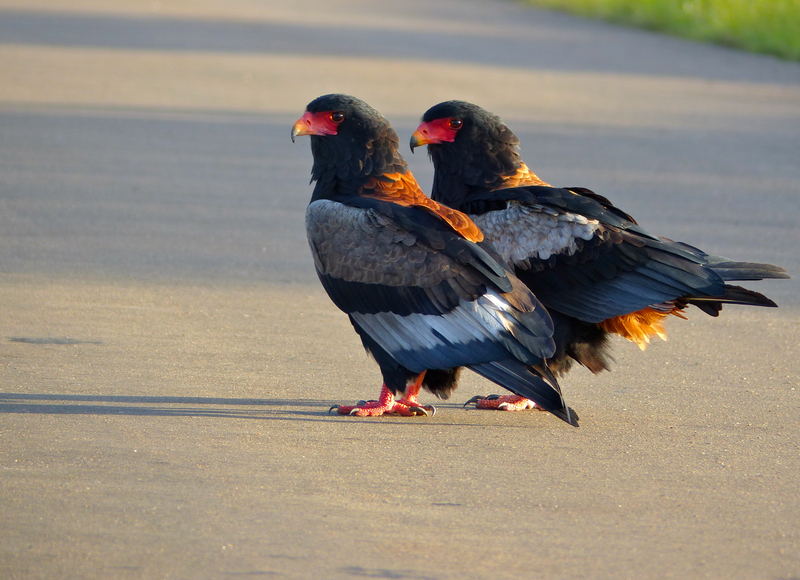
top-left (291, 120), bottom-right (307, 143)
top-left (409, 128), bottom-right (430, 153)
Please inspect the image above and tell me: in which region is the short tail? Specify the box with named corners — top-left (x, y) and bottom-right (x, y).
top-left (685, 284), bottom-right (781, 317)
top-left (682, 259), bottom-right (789, 316)
top-left (468, 359), bottom-right (576, 426)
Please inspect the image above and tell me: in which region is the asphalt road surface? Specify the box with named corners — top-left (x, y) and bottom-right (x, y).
top-left (2, 1), bottom-right (799, 579)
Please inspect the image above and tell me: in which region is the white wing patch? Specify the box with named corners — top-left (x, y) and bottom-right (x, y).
top-left (472, 204), bottom-right (600, 264)
top-left (350, 289), bottom-right (540, 371)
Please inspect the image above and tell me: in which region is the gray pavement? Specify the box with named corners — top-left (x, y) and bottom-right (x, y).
top-left (1, 1), bottom-right (799, 579)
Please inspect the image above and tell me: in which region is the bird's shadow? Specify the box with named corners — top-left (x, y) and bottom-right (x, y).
top-left (0, 392), bottom-right (329, 421)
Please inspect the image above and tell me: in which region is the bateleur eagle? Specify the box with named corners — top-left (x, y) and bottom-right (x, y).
top-left (411, 100), bottom-right (789, 411)
top-left (292, 94), bottom-right (572, 423)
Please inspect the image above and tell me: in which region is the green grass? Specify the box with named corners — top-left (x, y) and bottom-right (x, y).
top-left (523, 0), bottom-right (800, 61)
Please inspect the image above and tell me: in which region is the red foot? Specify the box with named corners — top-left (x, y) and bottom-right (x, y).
top-left (330, 381), bottom-right (431, 417)
top-left (464, 394), bottom-right (541, 411)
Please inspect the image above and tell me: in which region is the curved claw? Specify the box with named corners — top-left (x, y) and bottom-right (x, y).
top-left (329, 405), bottom-right (341, 414)
top-left (408, 406), bottom-right (429, 417)
top-left (463, 395), bottom-right (486, 407)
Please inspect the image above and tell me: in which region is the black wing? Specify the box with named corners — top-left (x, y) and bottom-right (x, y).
top-left (463, 185), bottom-right (787, 323)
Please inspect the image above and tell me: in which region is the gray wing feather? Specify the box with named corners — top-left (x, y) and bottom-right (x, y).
top-left (473, 204), bottom-right (600, 267)
top-left (307, 199), bottom-right (465, 287)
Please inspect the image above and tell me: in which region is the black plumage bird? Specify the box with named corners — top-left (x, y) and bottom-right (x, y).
top-left (411, 100), bottom-right (789, 410)
top-left (292, 94), bottom-right (571, 422)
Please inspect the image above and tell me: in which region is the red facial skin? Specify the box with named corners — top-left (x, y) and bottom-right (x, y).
top-left (291, 110), bottom-right (343, 141)
top-left (409, 118), bottom-right (461, 149)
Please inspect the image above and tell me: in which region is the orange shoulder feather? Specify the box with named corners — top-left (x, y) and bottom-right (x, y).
top-left (499, 163), bottom-right (550, 188)
top-left (362, 172), bottom-right (484, 243)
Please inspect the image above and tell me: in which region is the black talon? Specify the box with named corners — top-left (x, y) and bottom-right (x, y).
top-left (411, 405), bottom-right (437, 416)
top-left (463, 395), bottom-right (486, 407)
top-left (329, 405), bottom-right (341, 414)
top-left (409, 406), bottom-right (429, 417)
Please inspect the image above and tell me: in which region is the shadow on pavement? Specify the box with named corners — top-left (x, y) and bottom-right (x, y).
top-left (0, 392), bottom-right (577, 427)
top-left (0, 392), bottom-right (329, 420)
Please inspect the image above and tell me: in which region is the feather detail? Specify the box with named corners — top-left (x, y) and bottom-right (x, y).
top-left (362, 172), bottom-right (484, 243)
top-left (598, 306), bottom-right (686, 350)
top-left (500, 162), bottom-right (550, 188)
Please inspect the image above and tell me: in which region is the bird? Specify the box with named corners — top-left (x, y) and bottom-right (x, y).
top-left (291, 94), bottom-right (573, 423)
top-left (410, 100), bottom-right (789, 411)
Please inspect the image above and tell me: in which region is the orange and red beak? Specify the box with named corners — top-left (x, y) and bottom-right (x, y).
top-left (409, 119), bottom-right (457, 152)
top-left (291, 112), bottom-right (314, 142)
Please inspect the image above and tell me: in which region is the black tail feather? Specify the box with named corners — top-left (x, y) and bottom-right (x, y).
top-left (685, 284), bottom-right (780, 316)
top-left (708, 260), bottom-right (789, 281)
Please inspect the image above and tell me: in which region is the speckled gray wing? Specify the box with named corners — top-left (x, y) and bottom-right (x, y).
top-left (307, 199), bottom-right (463, 288)
top-left (473, 203), bottom-right (601, 268)
top-left (307, 199), bottom-right (498, 316)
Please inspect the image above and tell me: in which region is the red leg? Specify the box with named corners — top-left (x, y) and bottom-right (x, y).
top-left (394, 371), bottom-right (436, 415)
top-left (464, 394), bottom-right (541, 412)
top-left (330, 382), bottom-right (431, 417)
